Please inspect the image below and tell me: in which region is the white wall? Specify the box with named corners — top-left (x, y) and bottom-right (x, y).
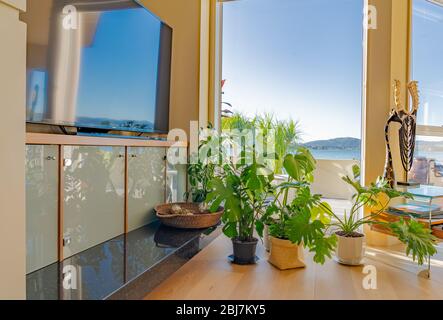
top-left (0, 0), bottom-right (26, 299)
top-left (140, 0), bottom-right (202, 135)
top-left (311, 159), bottom-right (360, 200)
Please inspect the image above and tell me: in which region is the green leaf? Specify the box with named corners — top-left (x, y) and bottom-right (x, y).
top-left (352, 165), bottom-right (360, 180)
top-left (342, 175), bottom-right (365, 194)
top-left (308, 234), bottom-right (337, 265)
top-left (286, 209), bottom-right (321, 245)
top-left (311, 202), bottom-right (333, 225)
top-left (223, 222), bottom-right (238, 239)
top-left (257, 166), bottom-right (273, 177)
top-left (275, 181), bottom-right (306, 190)
top-left (389, 218), bottom-right (437, 265)
top-left (255, 220), bottom-right (265, 238)
top-left (209, 196), bottom-right (223, 213)
top-left (283, 148), bottom-right (316, 182)
top-left (284, 209), bottom-right (337, 264)
top-left (283, 154), bottom-right (302, 181)
top-left (246, 170), bottom-right (262, 191)
top-left (261, 204), bottom-right (279, 225)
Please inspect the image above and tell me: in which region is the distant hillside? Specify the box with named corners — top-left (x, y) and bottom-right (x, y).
top-left (302, 137), bottom-right (361, 150)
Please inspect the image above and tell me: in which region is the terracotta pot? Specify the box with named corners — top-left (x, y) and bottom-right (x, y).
top-left (263, 224), bottom-right (271, 252)
top-left (335, 232), bottom-right (365, 266)
top-left (268, 236), bottom-right (305, 270)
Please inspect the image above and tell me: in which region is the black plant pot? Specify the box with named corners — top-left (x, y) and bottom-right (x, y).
top-left (231, 237), bottom-right (258, 265)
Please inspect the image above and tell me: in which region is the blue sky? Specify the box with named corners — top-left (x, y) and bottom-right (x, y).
top-left (76, 8), bottom-right (161, 122)
top-left (222, 0), bottom-right (443, 142)
top-left (412, 0), bottom-right (443, 128)
top-left (222, 0), bottom-right (364, 142)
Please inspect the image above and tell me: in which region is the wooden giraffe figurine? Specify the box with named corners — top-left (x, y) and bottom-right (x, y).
top-left (383, 80), bottom-right (420, 187)
top-left (383, 80), bottom-right (402, 187)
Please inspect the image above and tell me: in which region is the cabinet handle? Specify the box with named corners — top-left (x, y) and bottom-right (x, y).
top-left (46, 156), bottom-right (56, 161)
top-left (118, 154), bottom-right (125, 158)
top-left (130, 154), bottom-right (137, 158)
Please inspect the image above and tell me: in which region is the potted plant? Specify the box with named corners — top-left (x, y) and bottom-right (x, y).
top-left (263, 148), bottom-right (337, 270)
top-left (207, 156), bottom-right (274, 264)
top-left (155, 128), bottom-right (224, 231)
top-left (186, 131), bottom-right (217, 204)
top-left (187, 161), bottom-right (215, 203)
top-left (320, 165), bottom-right (437, 266)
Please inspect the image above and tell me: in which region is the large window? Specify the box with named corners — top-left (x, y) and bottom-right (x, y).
top-left (221, 0), bottom-right (364, 161)
top-left (410, 0), bottom-right (443, 185)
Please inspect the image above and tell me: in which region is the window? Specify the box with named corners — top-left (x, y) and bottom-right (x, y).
top-left (221, 0), bottom-right (364, 161)
top-left (410, 0), bottom-right (443, 186)
top-left (221, 0), bottom-right (364, 202)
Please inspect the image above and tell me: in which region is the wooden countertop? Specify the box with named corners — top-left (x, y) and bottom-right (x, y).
top-left (145, 235), bottom-right (443, 300)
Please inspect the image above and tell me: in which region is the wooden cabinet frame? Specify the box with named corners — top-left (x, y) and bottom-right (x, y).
top-left (26, 133), bottom-right (188, 261)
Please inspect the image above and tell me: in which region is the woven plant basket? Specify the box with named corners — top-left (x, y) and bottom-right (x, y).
top-left (155, 202), bottom-right (224, 229)
top-left (268, 236), bottom-right (305, 270)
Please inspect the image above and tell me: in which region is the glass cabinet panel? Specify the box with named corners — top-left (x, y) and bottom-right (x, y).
top-left (26, 145), bottom-right (59, 274)
top-left (127, 147), bottom-right (166, 232)
top-left (63, 146), bottom-right (125, 258)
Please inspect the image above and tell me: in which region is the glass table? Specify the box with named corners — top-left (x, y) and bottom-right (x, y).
top-left (371, 185), bottom-right (443, 279)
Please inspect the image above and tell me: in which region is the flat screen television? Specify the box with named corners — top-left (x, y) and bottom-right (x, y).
top-left (23, 0), bottom-right (172, 134)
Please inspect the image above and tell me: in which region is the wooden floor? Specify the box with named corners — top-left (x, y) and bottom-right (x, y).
top-left (145, 235), bottom-right (443, 300)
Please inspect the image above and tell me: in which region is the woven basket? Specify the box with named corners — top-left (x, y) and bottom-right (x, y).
top-left (155, 202), bottom-right (224, 229)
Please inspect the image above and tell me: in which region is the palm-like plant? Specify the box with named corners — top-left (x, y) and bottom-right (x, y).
top-left (221, 112), bottom-right (253, 131)
top-left (221, 112), bottom-right (301, 174)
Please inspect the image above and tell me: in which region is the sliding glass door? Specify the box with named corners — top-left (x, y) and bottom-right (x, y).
top-left (221, 0), bottom-right (364, 212)
top-left (410, 0), bottom-right (443, 186)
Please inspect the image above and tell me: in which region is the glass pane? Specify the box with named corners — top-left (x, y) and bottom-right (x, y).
top-left (63, 146), bottom-right (125, 258)
top-left (409, 136), bottom-right (443, 186)
top-left (222, 0), bottom-right (363, 208)
top-left (412, 0), bottom-right (443, 126)
top-left (127, 147), bottom-right (166, 232)
top-left (222, 0), bottom-right (363, 161)
top-left (26, 145), bottom-right (59, 274)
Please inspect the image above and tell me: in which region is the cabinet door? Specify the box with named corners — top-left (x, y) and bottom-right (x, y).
top-left (127, 147), bottom-right (166, 232)
top-left (26, 145), bottom-right (59, 274)
top-left (63, 146), bottom-right (125, 258)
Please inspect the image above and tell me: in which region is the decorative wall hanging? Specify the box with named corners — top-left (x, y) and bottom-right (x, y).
top-left (383, 80), bottom-right (420, 187)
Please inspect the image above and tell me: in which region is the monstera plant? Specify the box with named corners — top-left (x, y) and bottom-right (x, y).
top-left (263, 147), bottom-right (337, 270)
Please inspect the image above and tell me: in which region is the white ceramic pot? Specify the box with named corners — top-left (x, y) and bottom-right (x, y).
top-left (263, 224), bottom-right (271, 252)
top-left (335, 232), bottom-right (365, 266)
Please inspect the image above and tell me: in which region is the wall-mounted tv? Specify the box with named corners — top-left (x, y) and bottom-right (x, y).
top-left (23, 0), bottom-right (172, 134)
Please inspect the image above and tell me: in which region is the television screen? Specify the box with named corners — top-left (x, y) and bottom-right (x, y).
top-left (23, 0), bottom-right (172, 134)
